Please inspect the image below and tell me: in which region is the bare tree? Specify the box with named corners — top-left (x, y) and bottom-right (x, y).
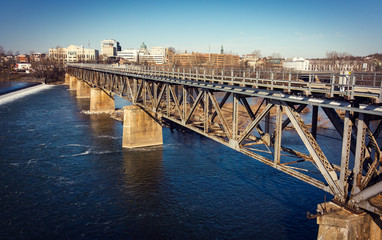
top-left (326, 51), bottom-right (339, 69)
top-left (0, 45), bottom-right (5, 56)
top-left (326, 51), bottom-right (353, 70)
top-left (251, 49), bottom-right (262, 58)
top-left (32, 59), bottom-right (65, 83)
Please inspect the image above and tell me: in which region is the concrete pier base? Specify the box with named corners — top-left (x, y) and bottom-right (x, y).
top-left (317, 202), bottom-right (382, 240)
top-left (77, 80), bottom-right (91, 98)
top-left (90, 87), bottom-right (115, 112)
top-left (69, 76), bottom-right (78, 90)
top-left (64, 73), bottom-right (70, 85)
top-left (122, 105), bottom-right (163, 148)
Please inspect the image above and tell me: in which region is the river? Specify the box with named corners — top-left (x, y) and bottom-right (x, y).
top-left (0, 82), bottom-right (326, 239)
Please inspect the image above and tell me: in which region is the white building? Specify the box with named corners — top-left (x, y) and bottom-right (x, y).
top-left (283, 57), bottom-right (310, 71)
top-left (139, 54), bottom-right (165, 65)
top-left (49, 45), bottom-right (99, 63)
top-left (66, 45), bottom-right (98, 62)
top-left (117, 49), bottom-right (140, 62)
top-left (101, 39), bottom-right (121, 57)
top-left (150, 47), bottom-right (166, 56)
top-left (15, 63), bottom-right (31, 72)
top-left (118, 45), bottom-right (169, 65)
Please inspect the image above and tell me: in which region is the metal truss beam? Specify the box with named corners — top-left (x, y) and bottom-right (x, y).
top-left (68, 65), bottom-right (382, 216)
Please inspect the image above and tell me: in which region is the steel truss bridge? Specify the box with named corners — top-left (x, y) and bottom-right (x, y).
top-left (67, 64), bottom-right (382, 216)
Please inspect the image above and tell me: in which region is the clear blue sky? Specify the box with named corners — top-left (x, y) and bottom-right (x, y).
top-left (1, 0), bottom-right (381, 58)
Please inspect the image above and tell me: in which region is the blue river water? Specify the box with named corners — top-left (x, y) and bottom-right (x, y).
top-left (0, 83), bottom-right (327, 239)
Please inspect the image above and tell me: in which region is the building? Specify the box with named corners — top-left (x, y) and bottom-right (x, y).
top-left (117, 49), bottom-right (140, 62)
top-left (30, 53), bottom-right (47, 62)
top-left (49, 47), bottom-right (67, 62)
top-left (66, 45), bottom-right (98, 62)
top-left (139, 54), bottom-right (165, 65)
top-left (49, 45), bottom-right (99, 63)
top-left (101, 39), bottom-right (121, 58)
top-left (16, 54), bottom-right (29, 63)
top-left (242, 54), bottom-right (260, 67)
top-left (118, 44), bottom-right (172, 65)
top-left (150, 46), bottom-right (167, 56)
top-left (283, 57), bottom-right (310, 71)
top-left (169, 52), bottom-right (240, 67)
top-left (15, 63), bottom-right (31, 72)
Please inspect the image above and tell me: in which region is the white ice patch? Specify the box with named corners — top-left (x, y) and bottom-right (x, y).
top-left (97, 135), bottom-right (120, 140)
top-left (0, 84), bottom-right (56, 105)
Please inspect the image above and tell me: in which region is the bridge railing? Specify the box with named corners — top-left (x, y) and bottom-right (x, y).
top-left (69, 63), bottom-right (382, 101)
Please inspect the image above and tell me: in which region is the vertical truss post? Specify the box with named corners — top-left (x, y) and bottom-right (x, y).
top-left (340, 111), bottom-right (352, 201)
top-left (274, 104), bottom-right (283, 166)
top-left (153, 82), bottom-right (158, 112)
top-left (352, 113), bottom-right (366, 195)
top-left (231, 69), bottom-right (234, 85)
top-left (133, 78), bottom-right (137, 104)
top-left (166, 84), bottom-right (170, 116)
top-left (143, 81), bottom-right (147, 106)
top-left (204, 90), bottom-right (209, 133)
top-left (232, 94), bottom-right (239, 140)
top-left (242, 71), bottom-right (246, 87)
top-left (182, 86), bottom-right (187, 124)
top-left (308, 73), bottom-right (312, 95)
top-left (265, 99), bottom-right (271, 140)
top-left (312, 106), bottom-right (318, 139)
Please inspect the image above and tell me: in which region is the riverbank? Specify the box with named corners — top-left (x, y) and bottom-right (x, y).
top-left (0, 73), bottom-right (41, 82)
top-left (0, 73), bottom-right (64, 85)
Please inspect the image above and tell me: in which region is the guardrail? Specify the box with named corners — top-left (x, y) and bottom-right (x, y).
top-left (68, 63), bottom-right (382, 101)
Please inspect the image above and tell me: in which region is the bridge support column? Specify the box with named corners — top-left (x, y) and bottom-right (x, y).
top-left (317, 202), bottom-right (382, 240)
top-left (90, 87), bottom-right (115, 112)
top-left (76, 80), bottom-right (91, 98)
top-left (64, 73), bottom-right (70, 85)
top-left (122, 105), bottom-right (163, 148)
top-left (69, 76), bottom-right (78, 90)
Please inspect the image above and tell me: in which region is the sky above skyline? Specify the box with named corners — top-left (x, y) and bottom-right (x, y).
top-left (1, 0), bottom-right (381, 58)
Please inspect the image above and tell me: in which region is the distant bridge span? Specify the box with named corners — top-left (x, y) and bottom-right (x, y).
top-left (66, 64), bottom-right (382, 219)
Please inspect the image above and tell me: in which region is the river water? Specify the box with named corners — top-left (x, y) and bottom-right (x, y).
top-left (0, 82), bottom-right (327, 239)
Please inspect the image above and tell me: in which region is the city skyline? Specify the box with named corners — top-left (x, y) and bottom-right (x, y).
top-left (1, 0), bottom-right (381, 58)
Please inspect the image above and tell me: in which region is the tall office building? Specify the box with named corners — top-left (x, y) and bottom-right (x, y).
top-left (100, 39), bottom-right (121, 57)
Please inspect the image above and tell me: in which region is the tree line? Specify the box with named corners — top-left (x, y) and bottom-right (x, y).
top-left (0, 45), bottom-right (65, 83)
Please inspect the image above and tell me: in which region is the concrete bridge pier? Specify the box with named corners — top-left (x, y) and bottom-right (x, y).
top-left (76, 80), bottom-right (91, 98)
top-left (316, 202), bottom-right (382, 240)
top-left (122, 105), bottom-right (163, 148)
top-left (90, 87), bottom-right (115, 112)
top-left (69, 76), bottom-right (78, 90)
top-left (64, 73), bottom-right (70, 85)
